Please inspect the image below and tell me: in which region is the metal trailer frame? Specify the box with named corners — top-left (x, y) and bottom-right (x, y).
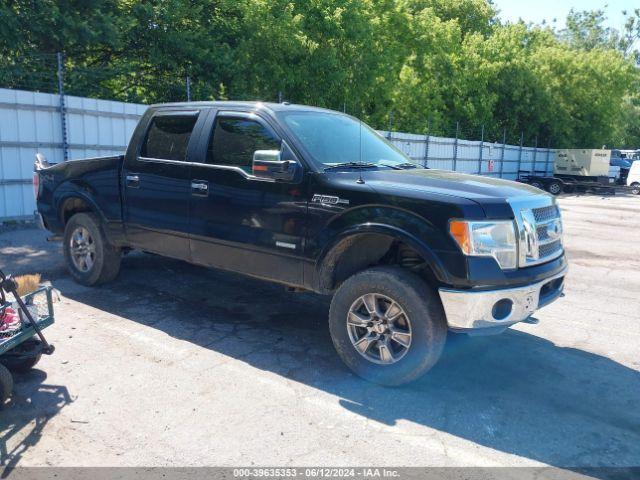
top-left (517, 170), bottom-right (630, 196)
top-left (0, 277), bottom-right (55, 406)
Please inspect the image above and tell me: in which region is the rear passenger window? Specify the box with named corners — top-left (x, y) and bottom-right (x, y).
top-left (141, 113), bottom-right (198, 161)
top-left (207, 117), bottom-right (280, 172)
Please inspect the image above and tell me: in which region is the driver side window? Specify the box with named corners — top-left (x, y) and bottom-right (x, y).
top-left (207, 116), bottom-right (281, 173)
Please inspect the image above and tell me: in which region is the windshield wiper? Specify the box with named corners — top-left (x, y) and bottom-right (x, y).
top-left (324, 162), bottom-right (377, 171)
top-left (324, 161), bottom-right (419, 172)
top-left (378, 162), bottom-right (419, 170)
top-left (378, 163), bottom-right (402, 170)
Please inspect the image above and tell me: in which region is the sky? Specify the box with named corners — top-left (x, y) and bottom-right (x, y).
top-left (491, 0), bottom-right (636, 30)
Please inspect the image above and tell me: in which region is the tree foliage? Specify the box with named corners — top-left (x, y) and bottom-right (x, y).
top-left (0, 0), bottom-right (638, 147)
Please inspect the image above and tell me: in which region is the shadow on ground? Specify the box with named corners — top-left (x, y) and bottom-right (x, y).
top-left (60, 252), bottom-right (640, 471)
top-left (0, 370), bottom-right (72, 468)
top-left (1, 229), bottom-right (639, 471)
top-left (0, 230), bottom-right (71, 468)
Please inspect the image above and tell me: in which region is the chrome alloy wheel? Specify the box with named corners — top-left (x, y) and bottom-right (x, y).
top-left (346, 293), bottom-right (412, 365)
top-left (69, 226), bottom-right (96, 272)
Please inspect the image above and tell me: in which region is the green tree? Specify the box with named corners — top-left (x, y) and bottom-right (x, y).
top-left (0, 0), bottom-right (638, 148)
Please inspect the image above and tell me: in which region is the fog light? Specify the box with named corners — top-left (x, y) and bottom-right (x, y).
top-left (492, 299), bottom-right (513, 321)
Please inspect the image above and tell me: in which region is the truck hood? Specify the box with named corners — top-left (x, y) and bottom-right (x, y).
top-left (361, 168), bottom-right (551, 217)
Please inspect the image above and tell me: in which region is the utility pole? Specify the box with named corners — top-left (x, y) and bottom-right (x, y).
top-left (186, 76), bottom-right (191, 102)
top-left (453, 122), bottom-right (459, 171)
top-left (478, 124), bottom-right (484, 174)
top-left (424, 119), bottom-right (431, 168)
top-left (56, 52), bottom-right (68, 161)
top-left (517, 131), bottom-right (524, 174)
top-left (499, 128), bottom-right (506, 179)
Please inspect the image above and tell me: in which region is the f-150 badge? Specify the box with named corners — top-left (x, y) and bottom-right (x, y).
top-left (312, 194), bottom-right (349, 205)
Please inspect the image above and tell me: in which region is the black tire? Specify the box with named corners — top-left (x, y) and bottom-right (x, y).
top-left (547, 180), bottom-right (563, 196)
top-left (329, 266), bottom-right (447, 386)
top-left (530, 181), bottom-right (544, 190)
top-left (0, 339), bottom-right (42, 373)
top-left (631, 183), bottom-right (640, 195)
top-left (63, 212), bottom-right (121, 286)
top-left (0, 363), bottom-right (13, 408)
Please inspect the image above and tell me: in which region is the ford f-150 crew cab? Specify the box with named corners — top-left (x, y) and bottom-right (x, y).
top-left (34, 101), bottom-right (567, 385)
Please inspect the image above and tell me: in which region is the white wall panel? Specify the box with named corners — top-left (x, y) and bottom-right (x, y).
top-left (0, 88), bottom-right (146, 220)
top-left (379, 130), bottom-right (556, 181)
top-left (0, 86), bottom-right (554, 220)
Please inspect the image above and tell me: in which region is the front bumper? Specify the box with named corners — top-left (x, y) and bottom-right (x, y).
top-left (438, 267), bottom-right (567, 331)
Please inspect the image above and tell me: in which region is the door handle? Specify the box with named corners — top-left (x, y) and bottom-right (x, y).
top-left (126, 174), bottom-right (140, 188)
top-left (191, 180), bottom-right (209, 196)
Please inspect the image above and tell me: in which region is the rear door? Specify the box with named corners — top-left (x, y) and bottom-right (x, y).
top-left (122, 109), bottom-right (204, 260)
top-left (188, 110), bottom-right (308, 286)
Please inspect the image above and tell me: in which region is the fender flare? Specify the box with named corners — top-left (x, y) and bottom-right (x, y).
top-left (56, 191), bottom-right (106, 225)
top-left (315, 222), bottom-right (452, 291)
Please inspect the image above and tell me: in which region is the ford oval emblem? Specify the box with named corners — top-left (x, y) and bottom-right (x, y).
top-left (546, 220), bottom-right (562, 240)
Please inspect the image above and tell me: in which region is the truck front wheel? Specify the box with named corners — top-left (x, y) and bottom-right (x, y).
top-left (631, 182), bottom-right (640, 195)
top-left (63, 213), bottom-right (121, 286)
top-left (329, 266), bottom-right (447, 386)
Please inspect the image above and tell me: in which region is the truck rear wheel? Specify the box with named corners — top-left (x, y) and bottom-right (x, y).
top-left (63, 213), bottom-right (121, 286)
top-left (547, 180), bottom-right (563, 195)
top-left (329, 266), bottom-right (447, 386)
top-left (631, 182), bottom-right (640, 195)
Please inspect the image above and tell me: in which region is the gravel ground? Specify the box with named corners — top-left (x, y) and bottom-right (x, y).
top-left (0, 193), bottom-right (638, 469)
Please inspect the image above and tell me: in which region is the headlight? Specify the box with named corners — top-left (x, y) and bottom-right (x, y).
top-left (449, 220), bottom-right (517, 270)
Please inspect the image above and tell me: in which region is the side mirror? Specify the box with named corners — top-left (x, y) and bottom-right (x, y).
top-left (252, 150), bottom-right (300, 181)
top-left (34, 153), bottom-right (50, 170)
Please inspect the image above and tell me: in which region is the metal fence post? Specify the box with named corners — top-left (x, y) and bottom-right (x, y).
top-left (387, 111), bottom-right (394, 140)
top-left (499, 128), bottom-right (506, 178)
top-left (424, 119), bottom-right (430, 168)
top-left (56, 52), bottom-right (68, 161)
top-left (478, 124), bottom-right (484, 174)
top-left (278, 91), bottom-right (283, 103)
top-left (517, 131), bottom-right (524, 175)
top-left (452, 121), bottom-right (459, 171)
top-left (186, 76), bottom-right (191, 101)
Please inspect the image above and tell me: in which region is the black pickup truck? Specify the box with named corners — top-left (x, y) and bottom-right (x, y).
top-left (34, 101), bottom-right (567, 385)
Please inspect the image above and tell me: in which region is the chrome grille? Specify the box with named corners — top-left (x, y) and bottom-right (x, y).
top-left (508, 196), bottom-right (564, 268)
top-left (536, 224), bottom-right (550, 241)
top-left (539, 239), bottom-right (562, 258)
top-left (532, 205), bottom-right (560, 223)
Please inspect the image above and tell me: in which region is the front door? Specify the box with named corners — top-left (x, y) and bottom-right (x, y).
top-left (123, 109), bottom-right (203, 260)
top-left (189, 110), bottom-right (307, 286)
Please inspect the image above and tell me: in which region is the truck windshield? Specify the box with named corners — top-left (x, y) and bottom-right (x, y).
top-left (279, 111), bottom-right (414, 169)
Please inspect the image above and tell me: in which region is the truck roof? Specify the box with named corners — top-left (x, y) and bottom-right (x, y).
top-left (148, 100), bottom-right (340, 115)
